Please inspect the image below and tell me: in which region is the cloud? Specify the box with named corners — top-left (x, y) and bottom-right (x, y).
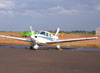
top-left (19, 6), bottom-right (79, 16)
top-left (0, 10), bottom-right (6, 14)
top-left (95, 3), bottom-right (100, 11)
top-left (20, 3), bottom-right (28, 8)
top-left (0, 10), bottom-right (14, 16)
top-left (47, 6), bottom-right (78, 15)
top-left (23, 10), bottom-right (41, 16)
top-left (0, 1), bottom-right (15, 9)
top-left (0, 1), bottom-right (15, 15)
top-left (0, 0), bottom-right (79, 16)
top-left (0, 0), bottom-right (97, 16)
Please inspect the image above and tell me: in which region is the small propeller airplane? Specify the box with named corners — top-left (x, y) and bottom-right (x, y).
top-left (0, 26), bottom-right (98, 50)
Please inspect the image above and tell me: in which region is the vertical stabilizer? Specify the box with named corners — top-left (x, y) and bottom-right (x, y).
top-left (55, 28), bottom-right (60, 36)
top-left (54, 28), bottom-right (60, 40)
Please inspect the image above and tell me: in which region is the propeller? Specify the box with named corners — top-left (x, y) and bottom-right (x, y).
top-left (30, 26), bottom-right (35, 41)
top-left (30, 26), bottom-right (34, 35)
top-left (29, 26), bottom-right (39, 50)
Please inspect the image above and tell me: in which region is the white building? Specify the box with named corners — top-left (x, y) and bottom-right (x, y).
top-left (96, 28), bottom-right (100, 36)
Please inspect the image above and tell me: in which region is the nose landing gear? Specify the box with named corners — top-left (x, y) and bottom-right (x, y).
top-left (30, 44), bottom-right (39, 50)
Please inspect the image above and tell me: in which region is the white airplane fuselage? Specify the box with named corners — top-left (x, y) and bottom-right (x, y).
top-left (30, 31), bottom-right (58, 44)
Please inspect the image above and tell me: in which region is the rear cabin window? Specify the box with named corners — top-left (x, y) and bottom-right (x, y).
top-left (48, 33), bottom-right (51, 37)
top-left (45, 32), bottom-right (48, 37)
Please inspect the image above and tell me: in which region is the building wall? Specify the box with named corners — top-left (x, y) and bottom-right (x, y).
top-left (96, 29), bottom-right (100, 36)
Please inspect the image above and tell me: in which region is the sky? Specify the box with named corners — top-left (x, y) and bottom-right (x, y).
top-left (0, 0), bottom-right (100, 31)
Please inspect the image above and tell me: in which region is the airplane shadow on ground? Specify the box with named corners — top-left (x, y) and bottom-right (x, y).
top-left (0, 45), bottom-right (100, 51)
top-left (0, 45), bottom-right (76, 50)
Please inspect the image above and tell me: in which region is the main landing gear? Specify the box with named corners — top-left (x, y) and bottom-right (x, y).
top-left (56, 45), bottom-right (62, 51)
top-left (29, 44), bottom-right (62, 51)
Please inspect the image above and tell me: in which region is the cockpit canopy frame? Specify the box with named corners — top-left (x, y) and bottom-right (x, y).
top-left (38, 31), bottom-right (53, 38)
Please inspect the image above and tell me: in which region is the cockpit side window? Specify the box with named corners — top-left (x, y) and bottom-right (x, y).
top-left (45, 32), bottom-right (48, 37)
top-left (39, 32), bottom-right (45, 35)
top-left (48, 33), bottom-right (51, 37)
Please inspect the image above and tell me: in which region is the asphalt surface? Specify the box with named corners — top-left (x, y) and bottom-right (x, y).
top-left (0, 47), bottom-right (100, 73)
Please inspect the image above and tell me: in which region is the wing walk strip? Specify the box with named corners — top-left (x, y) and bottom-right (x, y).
top-left (47, 37), bottom-right (98, 44)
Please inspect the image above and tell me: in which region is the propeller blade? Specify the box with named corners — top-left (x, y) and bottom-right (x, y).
top-left (30, 26), bottom-right (34, 35)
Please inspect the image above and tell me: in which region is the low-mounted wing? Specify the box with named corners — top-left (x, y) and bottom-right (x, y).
top-left (47, 37), bottom-right (98, 44)
top-left (0, 35), bottom-right (31, 42)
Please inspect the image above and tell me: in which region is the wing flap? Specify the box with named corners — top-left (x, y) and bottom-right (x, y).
top-left (47, 37), bottom-right (98, 44)
top-left (0, 35), bottom-right (31, 42)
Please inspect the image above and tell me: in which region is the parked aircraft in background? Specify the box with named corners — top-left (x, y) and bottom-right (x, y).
top-left (0, 26), bottom-right (98, 50)
top-left (19, 32), bottom-right (37, 37)
top-left (19, 31), bottom-right (63, 37)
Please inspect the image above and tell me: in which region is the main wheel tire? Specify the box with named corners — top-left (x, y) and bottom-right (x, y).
top-left (30, 46), bottom-right (33, 50)
top-left (29, 46), bottom-right (37, 50)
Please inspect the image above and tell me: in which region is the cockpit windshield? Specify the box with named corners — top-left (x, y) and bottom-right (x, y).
top-left (39, 31), bottom-right (45, 35)
top-left (39, 31), bottom-right (53, 37)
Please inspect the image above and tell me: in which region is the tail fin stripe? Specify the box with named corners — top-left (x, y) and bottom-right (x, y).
top-left (55, 28), bottom-right (60, 36)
